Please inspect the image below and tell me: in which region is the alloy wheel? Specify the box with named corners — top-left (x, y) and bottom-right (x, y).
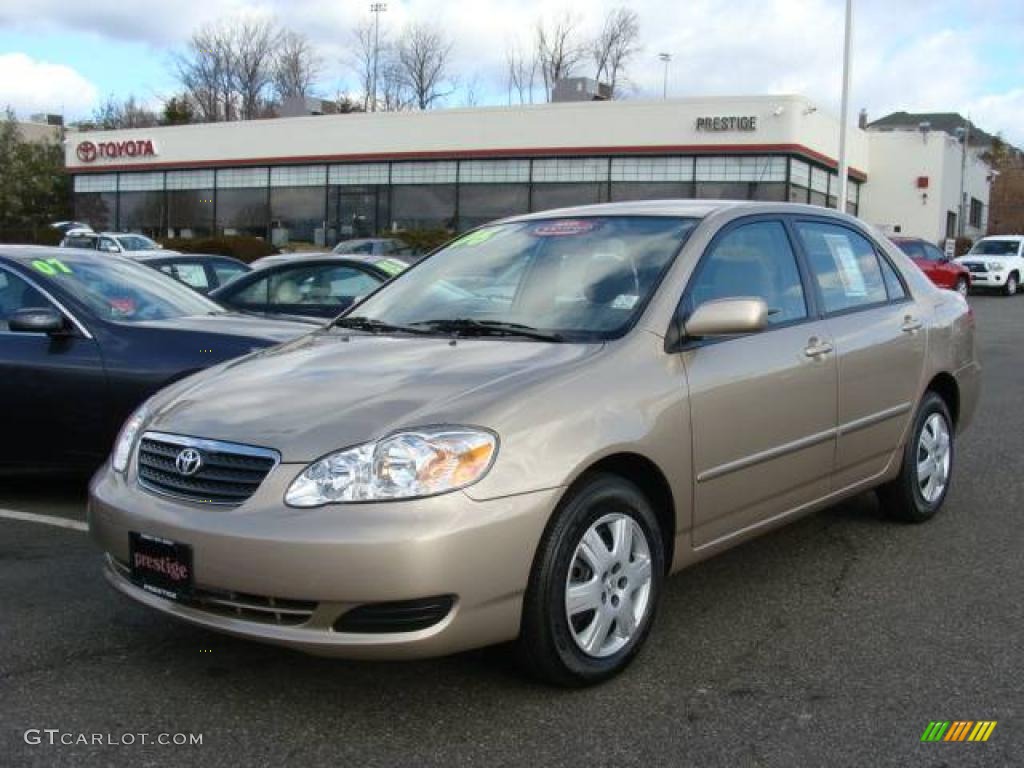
top-left (917, 412), bottom-right (951, 504)
top-left (564, 513), bottom-right (653, 658)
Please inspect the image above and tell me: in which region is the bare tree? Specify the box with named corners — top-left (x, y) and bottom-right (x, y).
top-left (396, 23), bottom-right (454, 110)
top-left (348, 21), bottom-right (378, 111)
top-left (505, 39), bottom-right (537, 105)
top-left (232, 18), bottom-right (281, 119)
top-left (274, 30), bottom-right (321, 101)
top-left (91, 94), bottom-right (160, 130)
top-left (591, 8), bottom-right (640, 98)
top-left (173, 21), bottom-right (235, 122)
top-left (535, 14), bottom-right (584, 101)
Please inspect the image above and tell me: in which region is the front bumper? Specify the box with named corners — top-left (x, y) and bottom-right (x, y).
top-left (89, 464), bottom-right (561, 659)
top-left (965, 271), bottom-right (1006, 287)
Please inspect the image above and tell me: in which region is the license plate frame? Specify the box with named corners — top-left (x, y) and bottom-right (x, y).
top-left (128, 532), bottom-right (194, 601)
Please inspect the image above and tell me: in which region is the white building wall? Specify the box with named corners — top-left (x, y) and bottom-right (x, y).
top-left (861, 129), bottom-right (992, 244)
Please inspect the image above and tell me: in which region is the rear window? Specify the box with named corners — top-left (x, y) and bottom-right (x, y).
top-left (63, 236), bottom-right (97, 250)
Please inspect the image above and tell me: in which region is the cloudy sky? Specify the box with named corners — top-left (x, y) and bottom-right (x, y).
top-left (1, 0), bottom-right (1022, 143)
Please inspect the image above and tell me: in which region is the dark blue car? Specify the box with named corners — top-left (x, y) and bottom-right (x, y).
top-left (0, 246), bottom-right (314, 472)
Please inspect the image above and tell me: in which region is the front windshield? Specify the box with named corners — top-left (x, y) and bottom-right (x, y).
top-left (116, 234), bottom-right (160, 251)
top-left (25, 254), bottom-right (221, 322)
top-left (349, 216), bottom-right (698, 341)
top-left (969, 240), bottom-right (1020, 256)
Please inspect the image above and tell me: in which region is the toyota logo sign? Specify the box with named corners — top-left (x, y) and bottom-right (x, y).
top-left (76, 141), bottom-right (97, 162)
top-left (175, 448), bottom-right (203, 476)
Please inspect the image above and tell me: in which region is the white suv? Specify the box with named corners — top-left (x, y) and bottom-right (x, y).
top-left (957, 236), bottom-right (1024, 296)
top-left (59, 230), bottom-right (175, 257)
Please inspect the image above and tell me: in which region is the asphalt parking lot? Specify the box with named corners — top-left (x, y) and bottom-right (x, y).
top-left (2, 293), bottom-right (1022, 768)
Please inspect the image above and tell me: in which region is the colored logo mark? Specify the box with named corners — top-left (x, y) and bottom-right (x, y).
top-left (921, 721), bottom-right (997, 742)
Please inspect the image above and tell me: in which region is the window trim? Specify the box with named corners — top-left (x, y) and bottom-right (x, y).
top-left (789, 216), bottom-right (912, 319)
top-left (670, 214), bottom-right (821, 351)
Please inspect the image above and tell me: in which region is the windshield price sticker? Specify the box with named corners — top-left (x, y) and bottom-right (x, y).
top-left (31, 258), bottom-right (72, 276)
top-left (452, 228), bottom-right (502, 248)
top-left (376, 258), bottom-right (407, 276)
top-left (531, 220), bottom-right (600, 237)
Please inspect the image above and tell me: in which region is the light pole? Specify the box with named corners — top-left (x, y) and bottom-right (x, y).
top-left (956, 119), bottom-right (971, 237)
top-left (370, 3), bottom-right (387, 113)
top-left (836, 0), bottom-right (853, 212)
top-left (658, 53), bottom-right (671, 100)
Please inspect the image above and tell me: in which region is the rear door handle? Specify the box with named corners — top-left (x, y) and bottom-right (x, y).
top-left (902, 316), bottom-right (923, 333)
top-left (804, 338), bottom-right (834, 358)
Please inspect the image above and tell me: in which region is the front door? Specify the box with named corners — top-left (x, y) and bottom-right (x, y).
top-left (0, 266), bottom-right (107, 468)
top-left (791, 220), bottom-right (926, 490)
top-left (681, 219), bottom-right (838, 548)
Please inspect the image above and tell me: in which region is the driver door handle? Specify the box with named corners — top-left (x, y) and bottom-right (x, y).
top-left (804, 338), bottom-right (834, 358)
top-left (902, 316), bottom-right (923, 333)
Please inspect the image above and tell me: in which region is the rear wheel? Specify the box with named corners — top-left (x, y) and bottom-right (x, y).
top-left (955, 277), bottom-right (969, 297)
top-left (878, 392), bottom-right (954, 523)
top-left (517, 474), bottom-right (664, 687)
top-left (1005, 272), bottom-right (1019, 296)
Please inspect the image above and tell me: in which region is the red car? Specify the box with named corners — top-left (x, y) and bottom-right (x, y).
top-left (890, 237), bottom-right (970, 296)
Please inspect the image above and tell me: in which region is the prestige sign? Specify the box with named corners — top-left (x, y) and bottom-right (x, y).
top-left (75, 139), bottom-right (157, 163)
top-left (695, 116), bottom-right (758, 132)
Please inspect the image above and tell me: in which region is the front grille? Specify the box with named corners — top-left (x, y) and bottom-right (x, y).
top-left (333, 595), bottom-right (455, 634)
top-left (963, 262), bottom-right (987, 273)
top-left (110, 556), bottom-right (316, 626)
top-left (137, 432), bottom-right (278, 505)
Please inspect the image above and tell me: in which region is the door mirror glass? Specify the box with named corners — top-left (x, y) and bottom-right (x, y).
top-left (685, 298), bottom-right (768, 338)
top-left (8, 307), bottom-right (68, 335)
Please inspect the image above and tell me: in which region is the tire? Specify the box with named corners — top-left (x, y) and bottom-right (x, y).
top-left (516, 473), bottom-right (665, 687)
top-left (1005, 272), bottom-right (1019, 296)
top-left (955, 277), bottom-right (969, 297)
top-left (878, 392), bottom-right (954, 523)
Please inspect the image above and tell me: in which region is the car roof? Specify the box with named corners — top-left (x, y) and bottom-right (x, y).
top-left (976, 235), bottom-right (1024, 241)
top-left (134, 252), bottom-right (244, 263)
top-left (498, 199), bottom-right (848, 223)
top-left (0, 244), bottom-right (132, 264)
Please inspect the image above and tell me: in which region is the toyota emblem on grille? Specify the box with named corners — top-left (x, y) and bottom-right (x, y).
top-left (175, 448), bottom-right (203, 476)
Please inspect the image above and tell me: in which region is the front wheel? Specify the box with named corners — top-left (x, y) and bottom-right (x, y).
top-left (878, 392), bottom-right (954, 523)
top-left (955, 277), bottom-right (969, 297)
top-left (1005, 272), bottom-right (1019, 296)
top-left (517, 474), bottom-right (664, 687)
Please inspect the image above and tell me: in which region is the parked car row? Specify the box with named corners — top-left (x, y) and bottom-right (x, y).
top-left (64, 201), bottom-right (978, 686)
top-left (889, 233), bottom-right (1024, 298)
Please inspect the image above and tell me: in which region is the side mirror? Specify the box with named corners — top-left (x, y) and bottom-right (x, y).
top-left (684, 297), bottom-right (768, 338)
top-left (8, 307), bottom-right (69, 335)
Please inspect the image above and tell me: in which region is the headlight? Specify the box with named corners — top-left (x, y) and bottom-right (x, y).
top-left (112, 405), bottom-right (148, 473)
top-left (285, 427), bottom-right (497, 507)
top-left (988, 261), bottom-right (1005, 271)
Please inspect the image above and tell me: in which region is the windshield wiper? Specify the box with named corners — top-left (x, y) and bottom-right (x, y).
top-left (411, 318), bottom-right (563, 342)
top-left (331, 316), bottom-right (430, 335)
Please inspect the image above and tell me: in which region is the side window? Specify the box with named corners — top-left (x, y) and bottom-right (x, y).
top-left (879, 256), bottom-right (907, 301)
top-left (212, 262), bottom-right (247, 286)
top-left (923, 244), bottom-right (946, 262)
top-left (899, 241), bottom-right (925, 260)
top-left (167, 263), bottom-right (209, 290)
top-left (324, 267), bottom-right (380, 301)
top-left (794, 222), bottom-right (887, 314)
top-left (99, 237), bottom-right (120, 253)
top-left (231, 276), bottom-right (272, 306)
top-left (689, 220), bottom-right (807, 325)
top-left (0, 270), bottom-right (53, 331)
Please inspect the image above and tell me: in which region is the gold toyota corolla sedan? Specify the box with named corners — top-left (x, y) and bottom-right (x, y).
top-left (89, 201), bottom-right (980, 686)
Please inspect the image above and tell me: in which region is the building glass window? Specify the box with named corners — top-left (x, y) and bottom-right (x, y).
top-left (166, 170), bottom-right (216, 190)
top-left (74, 174), bottom-right (117, 193)
top-left (270, 166), bottom-right (327, 188)
top-left (118, 192), bottom-right (165, 237)
top-left (459, 160), bottom-right (530, 183)
top-left (846, 181), bottom-right (860, 216)
top-left (328, 185), bottom-right (389, 241)
top-left (74, 193), bottom-right (116, 231)
top-left (532, 157), bottom-right (607, 183)
top-left (118, 172), bottom-right (164, 192)
top-left (329, 164), bottom-right (389, 186)
top-left (531, 182), bottom-right (606, 212)
top-left (391, 185), bottom-right (456, 230)
top-left (216, 168), bottom-right (269, 188)
top-left (610, 182), bottom-right (694, 201)
top-left (167, 190), bottom-right (214, 238)
top-left (271, 187), bottom-right (326, 247)
top-left (611, 157), bottom-right (694, 182)
top-left (695, 156), bottom-right (787, 182)
top-left (695, 181), bottom-right (753, 199)
top-left (827, 172), bottom-right (839, 209)
top-left (217, 188), bottom-right (268, 237)
top-left (969, 197), bottom-right (983, 229)
top-left (458, 184), bottom-right (529, 229)
top-left (391, 162), bottom-right (457, 185)
top-left (946, 211), bottom-right (957, 239)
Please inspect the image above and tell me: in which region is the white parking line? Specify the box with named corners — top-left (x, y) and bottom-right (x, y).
top-left (0, 508), bottom-right (88, 532)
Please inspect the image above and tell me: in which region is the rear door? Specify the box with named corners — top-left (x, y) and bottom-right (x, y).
top-left (793, 219), bottom-right (925, 490)
top-left (680, 218), bottom-right (838, 547)
top-left (0, 264), bottom-right (108, 468)
top-left (921, 242), bottom-right (958, 289)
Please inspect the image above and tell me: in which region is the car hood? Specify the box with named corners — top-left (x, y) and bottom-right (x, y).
top-left (133, 312), bottom-right (318, 342)
top-left (145, 332), bottom-right (601, 461)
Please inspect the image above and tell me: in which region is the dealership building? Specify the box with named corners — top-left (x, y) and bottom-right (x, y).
top-left (63, 94), bottom-right (988, 247)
